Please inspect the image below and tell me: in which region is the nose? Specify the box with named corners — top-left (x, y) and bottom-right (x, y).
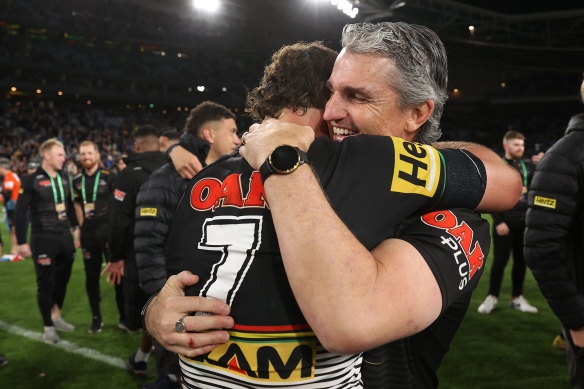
top-left (323, 93), bottom-right (343, 123)
top-left (234, 134), bottom-right (242, 146)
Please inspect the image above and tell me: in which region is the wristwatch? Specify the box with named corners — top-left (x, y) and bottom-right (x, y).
top-left (259, 145), bottom-right (309, 183)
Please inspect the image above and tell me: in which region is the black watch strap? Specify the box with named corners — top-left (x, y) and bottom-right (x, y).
top-left (259, 145), bottom-right (309, 183)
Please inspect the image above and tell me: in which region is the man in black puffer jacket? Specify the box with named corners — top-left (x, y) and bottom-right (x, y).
top-left (524, 80), bottom-right (584, 388)
top-left (134, 101), bottom-right (239, 389)
top-left (104, 125), bottom-right (167, 375)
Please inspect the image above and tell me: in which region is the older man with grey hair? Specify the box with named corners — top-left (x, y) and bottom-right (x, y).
top-left (239, 21), bottom-right (515, 388)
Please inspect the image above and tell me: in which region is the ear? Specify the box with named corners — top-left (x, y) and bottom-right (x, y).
top-left (201, 127), bottom-right (214, 143)
top-left (404, 100), bottom-right (434, 136)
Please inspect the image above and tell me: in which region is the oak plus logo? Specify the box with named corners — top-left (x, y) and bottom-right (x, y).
top-left (422, 210), bottom-right (485, 290)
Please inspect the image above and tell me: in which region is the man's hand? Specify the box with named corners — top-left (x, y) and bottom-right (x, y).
top-left (495, 222), bottom-right (510, 236)
top-left (101, 260), bottom-right (124, 285)
top-left (571, 327), bottom-right (584, 348)
top-left (531, 152), bottom-right (544, 164)
top-left (17, 244), bottom-right (32, 258)
top-left (170, 145), bottom-right (204, 180)
top-left (146, 271), bottom-right (234, 357)
top-left (239, 118), bottom-right (315, 170)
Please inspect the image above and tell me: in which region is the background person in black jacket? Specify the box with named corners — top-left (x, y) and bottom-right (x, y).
top-left (72, 140), bottom-right (118, 333)
top-left (103, 125), bottom-right (167, 374)
top-left (478, 130), bottom-right (539, 314)
top-left (525, 79), bottom-right (584, 388)
top-left (134, 101), bottom-right (238, 389)
top-left (14, 138), bottom-right (77, 344)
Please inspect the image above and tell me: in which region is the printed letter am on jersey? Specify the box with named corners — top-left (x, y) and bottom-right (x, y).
top-left (182, 325), bottom-right (317, 382)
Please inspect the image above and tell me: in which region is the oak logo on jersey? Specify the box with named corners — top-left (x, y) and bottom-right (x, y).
top-left (422, 210), bottom-right (485, 290)
top-left (390, 138), bottom-right (441, 198)
top-left (39, 180), bottom-right (52, 187)
top-left (185, 337), bottom-right (316, 381)
top-left (139, 207), bottom-right (158, 217)
top-left (533, 195), bottom-right (557, 209)
top-left (190, 172), bottom-right (267, 211)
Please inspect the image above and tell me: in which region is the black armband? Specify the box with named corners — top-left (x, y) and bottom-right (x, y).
top-left (437, 148), bottom-right (487, 210)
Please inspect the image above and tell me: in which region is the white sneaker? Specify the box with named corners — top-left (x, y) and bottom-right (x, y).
top-left (510, 295), bottom-right (538, 313)
top-left (42, 327), bottom-right (60, 344)
top-left (478, 295), bottom-right (498, 314)
top-left (54, 316), bottom-right (75, 332)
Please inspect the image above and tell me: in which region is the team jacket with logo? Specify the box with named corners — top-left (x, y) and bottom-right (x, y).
top-left (73, 168), bottom-right (116, 237)
top-left (14, 168), bottom-right (76, 244)
top-left (165, 135), bottom-right (490, 388)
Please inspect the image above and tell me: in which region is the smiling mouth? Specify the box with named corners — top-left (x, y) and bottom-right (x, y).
top-left (331, 126), bottom-right (360, 142)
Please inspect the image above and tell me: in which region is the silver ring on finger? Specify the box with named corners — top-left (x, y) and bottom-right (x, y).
top-left (241, 131), bottom-right (249, 145)
top-left (175, 317), bottom-right (186, 333)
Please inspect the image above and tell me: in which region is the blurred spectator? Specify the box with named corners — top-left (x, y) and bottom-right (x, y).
top-left (478, 130), bottom-right (539, 314)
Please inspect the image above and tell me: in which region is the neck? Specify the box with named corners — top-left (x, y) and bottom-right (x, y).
top-left (84, 164), bottom-right (99, 175)
top-left (42, 162), bottom-right (57, 177)
top-left (205, 150), bottom-right (220, 166)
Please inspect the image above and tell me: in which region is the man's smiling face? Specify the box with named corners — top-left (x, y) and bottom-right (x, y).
top-left (323, 49), bottom-right (415, 142)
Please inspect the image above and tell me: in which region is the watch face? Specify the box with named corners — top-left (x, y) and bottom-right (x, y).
top-left (269, 145), bottom-right (300, 173)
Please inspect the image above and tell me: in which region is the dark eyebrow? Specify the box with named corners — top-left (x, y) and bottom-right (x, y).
top-left (327, 80), bottom-right (372, 100)
top-left (344, 85), bottom-right (371, 99)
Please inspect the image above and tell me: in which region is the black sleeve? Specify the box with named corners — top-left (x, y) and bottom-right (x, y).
top-left (72, 174), bottom-right (82, 203)
top-left (524, 138), bottom-right (584, 329)
top-left (433, 149), bottom-right (486, 211)
top-left (14, 174), bottom-right (33, 244)
top-left (166, 132), bottom-right (210, 163)
top-left (65, 174), bottom-right (78, 228)
top-left (134, 166), bottom-right (181, 296)
top-left (310, 135), bottom-right (486, 249)
top-left (109, 169), bottom-right (136, 262)
top-left (397, 209), bottom-right (490, 312)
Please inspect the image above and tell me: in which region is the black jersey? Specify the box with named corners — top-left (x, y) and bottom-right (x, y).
top-left (15, 167), bottom-right (76, 243)
top-left (165, 135), bottom-right (489, 388)
top-left (73, 168), bottom-right (115, 235)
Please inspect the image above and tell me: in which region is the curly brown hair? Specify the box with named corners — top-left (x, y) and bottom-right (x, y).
top-left (247, 41), bottom-right (337, 122)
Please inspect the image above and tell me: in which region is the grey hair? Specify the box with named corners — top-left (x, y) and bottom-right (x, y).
top-left (341, 22), bottom-right (448, 144)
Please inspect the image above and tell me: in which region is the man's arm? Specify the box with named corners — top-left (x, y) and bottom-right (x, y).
top-left (105, 170), bottom-right (135, 284)
top-left (167, 133), bottom-right (209, 179)
top-left (73, 202), bottom-right (83, 248)
top-left (14, 175), bottom-right (33, 257)
top-left (434, 141), bottom-right (522, 212)
top-left (259, 165), bottom-right (443, 352)
top-left (239, 123), bottom-right (480, 353)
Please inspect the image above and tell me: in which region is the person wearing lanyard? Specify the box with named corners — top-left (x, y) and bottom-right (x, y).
top-left (14, 138), bottom-right (77, 344)
top-left (477, 130), bottom-right (539, 315)
top-left (73, 141), bottom-right (118, 334)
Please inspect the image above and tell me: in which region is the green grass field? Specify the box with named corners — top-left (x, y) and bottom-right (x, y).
top-left (0, 214), bottom-right (571, 388)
